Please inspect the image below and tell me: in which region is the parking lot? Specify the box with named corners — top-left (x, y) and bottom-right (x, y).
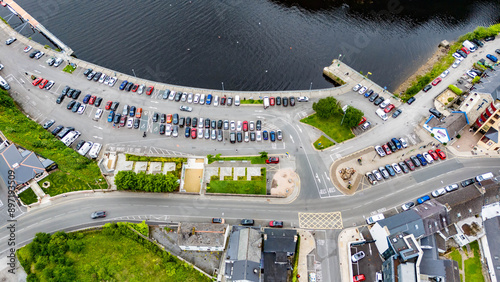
top-left (350, 227), bottom-right (383, 281)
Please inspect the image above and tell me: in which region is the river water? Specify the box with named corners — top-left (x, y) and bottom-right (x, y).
top-left (2, 0), bottom-right (500, 91)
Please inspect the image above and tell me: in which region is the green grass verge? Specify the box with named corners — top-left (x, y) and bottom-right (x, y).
top-left (62, 64), bottom-right (76, 74)
top-left (207, 168), bottom-right (266, 194)
top-left (0, 89), bottom-right (105, 196)
top-left (300, 113), bottom-right (354, 143)
top-left (207, 155), bottom-right (267, 164)
top-left (125, 154), bottom-right (186, 178)
top-left (0, 16), bottom-right (9, 26)
top-left (449, 248), bottom-right (463, 270)
top-left (41, 171), bottom-right (102, 196)
top-left (291, 235), bottom-right (301, 282)
top-left (313, 135), bottom-right (335, 150)
top-left (464, 241), bottom-right (485, 282)
top-left (17, 223), bottom-right (210, 281)
top-left (240, 99), bottom-right (263, 104)
top-left (18, 188), bottom-right (38, 205)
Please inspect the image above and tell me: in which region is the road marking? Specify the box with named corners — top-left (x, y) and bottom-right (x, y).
top-left (315, 173), bottom-right (321, 183)
top-left (289, 135), bottom-right (295, 143)
top-left (324, 171), bottom-right (330, 181)
top-left (34, 70), bottom-right (41, 73)
top-left (93, 126), bottom-right (103, 130)
top-left (93, 136), bottom-right (103, 140)
top-left (298, 212), bottom-right (343, 229)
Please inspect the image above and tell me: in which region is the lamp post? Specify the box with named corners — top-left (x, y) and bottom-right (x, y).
top-left (309, 82), bottom-right (313, 94)
top-left (337, 54), bottom-right (342, 66)
top-left (132, 69), bottom-right (137, 77)
top-left (222, 82), bottom-right (224, 91)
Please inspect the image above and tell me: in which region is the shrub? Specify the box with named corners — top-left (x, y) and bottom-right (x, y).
top-left (472, 76), bottom-right (481, 84)
top-left (456, 134), bottom-right (461, 139)
top-left (448, 85), bottom-right (463, 95)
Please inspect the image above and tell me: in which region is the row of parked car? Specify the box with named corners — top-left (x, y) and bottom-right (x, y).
top-left (31, 76), bottom-right (55, 90)
top-left (366, 149), bottom-right (446, 185)
top-left (353, 84), bottom-right (403, 121)
top-left (374, 137), bottom-right (408, 157)
top-left (42, 120), bottom-right (102, 158)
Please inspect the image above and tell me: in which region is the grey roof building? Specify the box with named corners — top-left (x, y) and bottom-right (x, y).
top-left (224, 227), bottom-right (262, 282)
top-left (263, 229), bottom-right (297, 282)
top-left (474, 65), bottom-right (500, 101)
top-left (419, 235), bottom-right (460, 282)
top-left (0, 142), bottom-right (47, 188)
top-left (177, 223), bottom-right (229, 252)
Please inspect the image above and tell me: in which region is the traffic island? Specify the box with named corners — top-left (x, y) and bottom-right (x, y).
top-left (329, 147), bottom-right (374, 195)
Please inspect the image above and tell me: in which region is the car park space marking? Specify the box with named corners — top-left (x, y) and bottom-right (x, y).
top-left (298, 212), bottom-right (343, 229)
top-left (93, 136), bottom-right (103, 140)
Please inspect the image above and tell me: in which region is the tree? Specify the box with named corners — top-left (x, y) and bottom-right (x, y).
top-left (342, 106), bottom-right (364, 128)
top-left (259, 151), bottom-right (268, 159)
top-left (312, 97), bottom-right (341, 118)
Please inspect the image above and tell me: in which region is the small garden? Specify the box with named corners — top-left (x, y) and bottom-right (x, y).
top-left (18, 188), bottom-right (38, 205)
top-left (114, 171), bottom-right (180, 192)
top-left (240, 98), bottom-right (263, 104)
top-left (125, 154), bottom-right (186, 178)
top-left (207, 167), bottom-right (266, 195)
top-left (207, 152), bottom-right (268, 164)
top-left (62, 63), bottom-right (76, 74)
top-left (313, 135), bottom-right (335, 150)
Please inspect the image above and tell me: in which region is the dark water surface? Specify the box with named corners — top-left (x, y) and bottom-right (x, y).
top-left (2, 0), bottom-right (500, 91)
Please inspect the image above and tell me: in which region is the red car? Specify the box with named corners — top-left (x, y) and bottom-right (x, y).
top-left (270, 97), bottom-right (275, 106)
top-left (136, 108), bottom-right (143, 118)
top-left (382, 144), bottom-right (392, 155)
top-left (131, 84), bottom-right (139, 92)
top-left (461, 47), bottom-right (470, 54)
top-left (428, 150), bottom-right (438, 160)
top-left (435, 149), bottom-right (446, 160)
top-left (191, 128), bottom-right (197, 139)
top-left (221, 96), bottom-right (226, 105)
top-left (269, 221), bottom-right (283, 228)
top-left (89, 95), bottom-right (96, 105)
top-left (32, 77), bottom-right (43, 86)
top-left (38, 79), bottom-right (48, 89)
top-left (266, 157), bottom-right (279, 164)
top-left (358, 117), bottom-right (367, 126)
top-left (432, 77), bottom-right (442, 86)
top-left (146, 86), bottom-right (154, 95)
top-left (105, 101), bottom-right (113, 110)
top-left (243, 121), bottom-right (248, 132)
top-left (384, 104), bottom-right (395, 113)
top-left (353, 274), bottom-right (366, 282)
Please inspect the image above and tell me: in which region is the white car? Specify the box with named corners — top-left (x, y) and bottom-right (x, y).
top-left (193, 93), bottom-right (200, 103)
top-left (103, 76), bottom-right (111, 85)
top-left (197, 128), bottom-right (203, 139)
top-left (399, 138), bottom-right (408, 148)
top-left (392, 163), bottom-right (402, 174)
top-left (108, 77), bottom-right (117, 86)
top-left (230, 120), bottom-right (236, 131)
top-left (165, 124), bottom-right (172, 136)
top-left (94, 108), bottom-right (103, 120)
top-left (24, 45), bottom-right (32, 53)
top-left (256, 131), bottom-right (262, 141)
top-left (99, 74), bottom-right (107, 83)
top-left (0, 64), bottom-right (3, 71)
top-left (423, 152), bottom-right (434, 164)
top-left (213, 95), bottom-right (219, 106)
top-left (237, 121), bottom-right (242, 131)
top-left (54, 57), bottom-right (63, 67)
top-left (200, 94), bottom-right (205, 105)
top-left (431, 188), bottom-right (447, 198)
top-left (187, 93), bottom-right (193, 103)
top-left (297, 96), bottom-right (309, 102)
top-left (168, 91), bottom-right (176, 101)
top-left (452, 53), bottom-right (463, 60)
top-left (452, 60), bottom-right (460, 68)
top-left (77, 104), bottom-right (86, 115)
top-left (126, 117), bottom-right (134, 128)
top-left (244, 131), bottom-right (249, 142)
top-left (374, 146), bottom-right (386, 157)
top-left (352, 84), bottom-right (362, 91)
top-left (379, 99), bottom-right (391, 109)
top-left (445, 184), bottom-right (459, 192)
top-left (249, 121), bottom-right (255, 131)
top-left (401, 202), bottom-right (414, 211)
top-left (211, 129), bottom-right (217, 140)
top-left (138, 84), bottom-right (145, 94)
top-left (35, 51), bottom-right (45, 59)
top-left (351, 251), bottom-right (365, 263)
top-left (45, 80), bottom-right (55, 90)
top-left (198, 118), bottom-right (204, 128)
top-left (358, 86), bottom-right (367, 95)
top-left (466, 70), bottom-right (477, 78)
top-left (372, 170), bottom-right (382, 181)
top-left (440, 70), bottom-right (450, 78)
top-left (179, 105), bottom-right (192, 112)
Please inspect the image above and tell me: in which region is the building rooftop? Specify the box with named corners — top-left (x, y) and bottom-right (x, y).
top-left (388, 232), bottom-right (420, 262)
top-left (475, 65), bottom-right (500, 101)
top-left (177, 223), bottom-right (227, 248)
top-left (225, 227), bottom-right (263, 282)
top-left (0, 143), bottom-right (46, 186)
top-left (412, 200), bottom-right (450, 236)
top-left (263, 252), bottom-right (288, 282)
top-left (263, 229), bottom-right (297, 253)
top-left (425, 111), bottom-right (468, 142)
top-left (420, 235), bottom-right (460, 282)
top-left (482, 202), bottom-right (500, 280)
top-left (435, 185), bottom-right (484, 223)
top-left (377, 210), bottom-right (425, 239)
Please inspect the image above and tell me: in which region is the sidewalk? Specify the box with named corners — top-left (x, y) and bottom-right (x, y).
top-left (296, 230), bottom-right (316, 281)
top-left (337, 227), bottom-right (364, 282)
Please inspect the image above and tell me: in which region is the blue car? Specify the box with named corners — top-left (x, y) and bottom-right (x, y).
top-left (364, 89), bottom-right (374, 98)
top-left (206, 94), bottom-right (212, 105)
top-left (82, 94), bottom-right (91, 104)
top-left (119, 80), bottom-right (128, 90)
top-left (107, 111), bottom-right (115, 122)
top-left (129, 106), bottom-right (136, 117)
top-left (391, 138), bottom-right (402, 150)
top-left (270, 131), bottom-right (276, 142)
top-left (486, 54), bottom-right (498, 63)
top-left (417, 195), bottom-right (430, 204)
top-left (263, 130), bottom-right (269, 140)
top-left (416, 154), bottom-right (427, 166)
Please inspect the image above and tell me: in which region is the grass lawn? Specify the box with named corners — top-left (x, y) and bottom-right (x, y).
top-left (301, 113), bottom-right (354, 143)
top-left (240, 99), bottom-right (263, 104)
top-left (18, 188), bottom-right (38, 205)
top-left (207, 180), bottom-right (266, 194)
top-left (207, 155), bottom-right (267, 164)
top-left (313, 135), bottom-right (335, 150)
top-left (464, 241), bottom-right (485, 282)
top-left (17, 224), bottom-right (210, 281)
top-left (41, 171), bottom-right (102, 196)
top-left (0, 89), bottom-right (106, 196)
top-left (62, 64), bottom-right (76, 74)
top-left (449, 248), bottom-right (463, 270)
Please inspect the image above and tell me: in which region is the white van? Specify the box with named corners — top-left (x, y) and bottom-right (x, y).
top-left (263, 96), bottom-right (270, 109)
top-left (77, 141), bottom-right (93, 156)
top-left (88, 143), bottom-right (102, 159)
top-left (366, 213), bottom-right (385, 225)
top-left (61, 131), bottom-right (81, 146)
top-left (463, 40), bottom-right (477, 52)
top-left (476, 172), bottom-right (493, 182)
top-left (235, 95), bottom-right (240, 106)
top-left (376, 109), bottom-right (388, 121)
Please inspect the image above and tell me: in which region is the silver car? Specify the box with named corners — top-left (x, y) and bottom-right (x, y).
top-left (372, 170), bottom-right (382, 181)
top-left (181, 92), bottom-right (188, 102)
top-left (204, 128), bottom-right (210, 139)
top-left (224, 120), bottom-right (229, 130)
top-left (138, 84), bottom-right (145, 94)
top-left (445, 184), bottom-right (459, 192)
top-left (211, 129), bottom-right (217, 140)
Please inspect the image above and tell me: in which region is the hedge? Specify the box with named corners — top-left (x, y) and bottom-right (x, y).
top-left (448, 85), bottom-right (463, 95)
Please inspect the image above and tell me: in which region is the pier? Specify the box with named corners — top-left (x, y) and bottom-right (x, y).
top-left (3, 0), bottom-right (74, 56)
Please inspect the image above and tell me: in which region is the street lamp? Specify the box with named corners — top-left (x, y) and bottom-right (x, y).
top-left (222, 82), bottom-right (224, 93)
top-left (309, 82), bottom-right (313, 92)
top-left (337, 54), bottom-right (342, 66)
top-left (132, 69), bottom-right (137, 77)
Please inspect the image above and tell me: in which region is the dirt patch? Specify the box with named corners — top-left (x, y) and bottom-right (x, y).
top-left (461, 224), bottom-right (472, 236)
top-left (183, 169), bottom-right (203, 193)
top-left (270, 168), bottom-right (297, 197)
top-left (394, 46), bottom-right (449, 95)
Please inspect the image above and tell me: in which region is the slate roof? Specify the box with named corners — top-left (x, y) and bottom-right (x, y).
top-left (0, 143), bottom-right (45, 186)
top-left (419, 235), bottom-right (460, 282)
top-left (412, 200), bottom-right (450, 236)
top-left (475, 66), bottom-right (500, 101)
top-left (484, 216), bottom-right (500, 279)
top-left (263, 252), bottom-right (288, 282)
top-left (376, 210), bottom-right (425, 239)
top-left (435, 186), bottom-right (484, 223)
top-left (484, 127), bottom-right (499, 143)
top-left (426, 112), bottom-right (468, 138)
top-left (225, 227), bottom-right (262, 282)
top-left (263, 229), bottom-right (297, 253)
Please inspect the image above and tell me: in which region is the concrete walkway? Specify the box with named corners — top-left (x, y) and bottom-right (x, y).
top-left (337, 227), bottom-right (364, 282)
top-left (296, 230), bottom-right (316, 281)
top-left (28, 180), bottom-right (46, 201)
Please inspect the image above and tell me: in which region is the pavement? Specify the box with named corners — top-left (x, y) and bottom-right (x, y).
top-left (296, 229), bottom-right (316, 281)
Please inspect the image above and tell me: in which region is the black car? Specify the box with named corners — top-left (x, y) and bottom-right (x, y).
top-left (56, 93), bottom-right (65, 104)
top-left (75, 140), bottom-right (85, 150)
top-left (173, 114), bottom-right (179, 125)
top-left (365, 91), bottom-right (378, 101)
top-left (230, 132), bottom-right (236, 143)
top-left (282, 97), bottom-right (288, 107)
top-left (204, 118), bottom-right (210, 128)
top-left (399, 162), bottom-right (409, 173)
top-left (185, 127), bottom-right (190, 138)
top-left (407, 97), bottom-right (416, 105)
top-left (133, 118), bottom-right (140, 129)
top-left (67, 89), bottom-right (75, 98)
top-left (241, 219), bottom-right (254, 226)
top-left (387, 141), bottom-right (397, 152)
top-left (160, 113), bottom-right (166, 123)
top-left (152, 113), bottom-right (159, 122)
top-left (29, 50), bottom-right (39, 58)
top-left (471, 69), bottom-right (482, 76)
top-left (51, 125), bottom-right (63, 135)
top-left (159, 124), bottom-right (165, 135)
top-left (162, 89), bottom-right (171, 100)
top-left (250, 131), bottom-right (256, 141)
top-left (43, 119), bottom-right (55, 129)
top-left (373, 97), bottom-right (384, 106)
top-left (192, 117), bottom-right (198, 128)
top-left (174, 92), bottom-right (182, 101)
top-left (111, 102), bottom-right (119, 111)
top-left (186, 117), bottom-right (191, 127)
top-left (227, 96), bottom-right (233, 106)
top-left (276, 96), bottom-right (281, 106)
top-left (256, 120), bottom-right (262, 131)
top-left (237, 132), bottom-right (243, 142)
top-left (457, 49), bottom-right (467, 58)
top-left (67, 100), bottom-right (76, 110)
top-left (495, 49), bottom-right (500, 55)
top-left (211, 120), bottom-right (216, 129)
top-left (93, 72), bottom-right (102, 82)
top-left (429, 108), bottom-right (442, 119)
top-left (423, 85), bottom-right (432, 92)
top-left (72, 102), bottom-right (81, 112)
top-left (95, 97), bottom-right (103, 107)
top-left (72, 89), bottom-right (81, 99)
top-left (57, 127), bottom-right (74, 139)
top-left (484, 36), bottom-right (495, 42)
top-left (289, 96), bottom-right (295, 106)
top-left (461, 178), bottom-right (475, 187)
top-left (471, 38), bottom-right (484, 47)
top-left (392, 109), bottom-right (402, 118)
top-left (61, 85), bottom-right (70, 96)
top-left (113, 114), bottom-right (121, 124)
top-left (83, 68), bottom-right (93, 76)
top-left (125, 82), bottom-right (133, 91)
top-left (179, 117), bottom-right (185, 128)
top-left (410, 155), bottom-right (421, 167)
top-left (217, 120), bottom-right (223, 129)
